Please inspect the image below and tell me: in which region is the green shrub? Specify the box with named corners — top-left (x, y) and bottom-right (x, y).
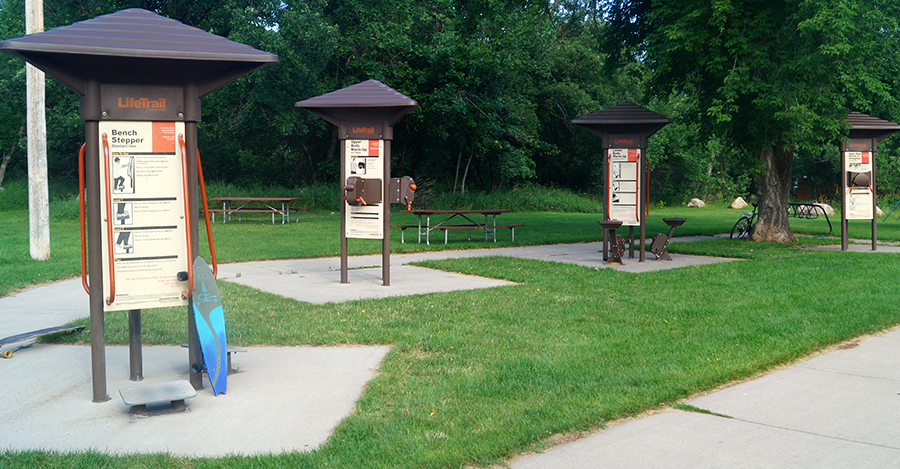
top-left (0, 179), bottom-right (27, 211)
top-left (422, 184), bottom-right (603, 213)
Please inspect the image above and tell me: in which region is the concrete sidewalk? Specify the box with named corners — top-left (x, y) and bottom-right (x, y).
top-left (511, 327), bottom-right (900, 468)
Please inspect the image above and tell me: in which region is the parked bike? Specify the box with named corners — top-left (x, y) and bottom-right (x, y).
top-left (730, 203), bottom-right (758, 239)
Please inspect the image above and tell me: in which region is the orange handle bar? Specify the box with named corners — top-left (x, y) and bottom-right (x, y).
top-left (78, 143), bottom-right (89, 295)
top-left (197, 149), bottom-right (217, 278)
top-left (101, 135), bottom-right (116, 305)
top-left (646, 161), bottom-right (650, 219)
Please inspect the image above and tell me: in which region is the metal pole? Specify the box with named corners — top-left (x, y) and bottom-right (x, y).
top-left (871, 142), bottom-right (877, 251)
top-left (340, 137), bottom-right (349, 283)
top-left (84, 80), bottom-right (109, 403)
top-left (128, 309), bottom-right (143, 381)
top-left (184, 84), bottom-right (204, 390)
top-left (841, 149), bottom-right (848, 251)
top-left (639, 149), bottom-right (646, 262)
top-left (628, 226), bottom-right (634, 258)
top-left (383, 139), bottom-right (391, 286)
top-left (602, 146), bottom-right (609, 259)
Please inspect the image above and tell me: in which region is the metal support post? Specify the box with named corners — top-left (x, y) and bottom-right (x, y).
top-left (340, 138), bottom-right (349, 283)
top-left (383, 139), bottom-right (391, 286)
top-left (85, 81), bottom-right (109, 402)
top-left (184, 84), bottom-right (204, 391)
top-left (128, 309), bottom-right (143, 381)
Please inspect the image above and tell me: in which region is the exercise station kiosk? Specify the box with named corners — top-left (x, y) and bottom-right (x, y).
top-left (296, 80), bottom-right (418, 285)
top-left (572, 103), bottom-right (671, 262)
top-left (0, 9), bottom-right (278, 402)
top-left (839, 112), bottom-right (900, 251)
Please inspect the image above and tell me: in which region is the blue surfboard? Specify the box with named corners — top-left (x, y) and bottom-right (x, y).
top-left (192, 256), bottom-right (227, 396)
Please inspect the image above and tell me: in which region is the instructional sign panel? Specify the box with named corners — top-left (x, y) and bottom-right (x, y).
top-left (344, 139), bottom-right (384, 238)
top-left (844, 151), bottom-right (874, 219)
top-left (608, 148), bottom-right (641, 225)
top-left (99, 120), bottom-right (189, 311)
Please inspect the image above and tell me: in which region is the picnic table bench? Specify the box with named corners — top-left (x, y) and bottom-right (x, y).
top-left (209, 197), bottom-right (306, 224)
top-left (392, 210), bottom-right (523, 244)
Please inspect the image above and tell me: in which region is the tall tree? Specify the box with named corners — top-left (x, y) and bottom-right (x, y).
top-left (605, 0), bottom-right (900, 241)
top-left (0, 0), bottom-right (25, 189)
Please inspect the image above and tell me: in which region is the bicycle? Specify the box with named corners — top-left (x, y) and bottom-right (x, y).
top-left (730, 203), bottom-right (758, 239)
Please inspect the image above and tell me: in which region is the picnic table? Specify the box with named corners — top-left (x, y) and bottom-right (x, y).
top-left (209, 197), bottom-right (305, 224)
top-left (393, 209), bottom-right (523, 245)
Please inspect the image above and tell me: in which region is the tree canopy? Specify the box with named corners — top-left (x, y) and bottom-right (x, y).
top-left (1, 0), bottom-right (641, 195)
top-left (605, 0), bottom-right (900, 240)
top-left (2, 0), bottom-right (900, 224)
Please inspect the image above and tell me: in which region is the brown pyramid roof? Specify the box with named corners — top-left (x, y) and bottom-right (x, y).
top-left (296, 80), bottom-right (417, 109)
top-left (296, 80), bottom-right (417, 128)
top-left (572, 102), bottom-right (671, 126)
top-left (0, 8), bottom-right (278, 96)
top-left (844, 112), bottom-right (900, 141)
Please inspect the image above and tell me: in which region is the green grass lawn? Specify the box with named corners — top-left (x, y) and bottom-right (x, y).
top-left (3, 204), bottom-right (900, 468)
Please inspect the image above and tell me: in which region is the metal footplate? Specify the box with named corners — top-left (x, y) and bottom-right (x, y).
top-left (181, 344), bottom-right (247, 374)
top-left (119, 380), bottom-right (197, 414)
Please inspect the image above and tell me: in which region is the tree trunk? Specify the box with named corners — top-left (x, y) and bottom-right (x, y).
top-left (0, 149), bottom-right (12, 189)
top-left (325, 126), bottom-right (338, 161)
top-left (461, 143), bottom-right (474, 194)
top-left (0, 124), bottom-right (24, 189)
top-left (453, 147), bottom-right (463, 194)
top-left (751, 145), bottom-right (796, 242)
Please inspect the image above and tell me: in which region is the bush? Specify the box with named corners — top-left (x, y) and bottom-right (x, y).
top-left (421, 184), bottom-right (603, 213)
top-left (0, 178), bottom-right (27, 211)
top-left (4, 178), bottom-right (610, 219)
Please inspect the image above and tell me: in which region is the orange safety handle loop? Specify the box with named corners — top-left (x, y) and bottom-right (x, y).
top-left (101, 135), bottom-right (116, 305)
top-left (356, 197), bottom-right (367, 206)
top-left (407, 184), bottom-right (416, 211)
top-left (197, 149), bottom-right (217, 278)
top-left (78, 143), bottom-right (89, 295)
top-left (179, 135), bottom-right (194, 299)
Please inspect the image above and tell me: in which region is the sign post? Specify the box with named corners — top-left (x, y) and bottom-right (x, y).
top-left (572, 103), bottom-right (670, 262)
top-left (0, 9), bottom-right (277, 401)
top-left (297, 80), bottom-right (417, 285)
top-left (839, 112), bottom-right (900, 251)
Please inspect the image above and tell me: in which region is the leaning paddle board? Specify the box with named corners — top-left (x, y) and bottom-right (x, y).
top-left (192, 256), bottom-right (227, 395)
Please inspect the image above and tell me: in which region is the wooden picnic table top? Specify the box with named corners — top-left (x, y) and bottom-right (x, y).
top-left (403, 209), bottom-right (514, 215)
top-left (210, 197), bottom-right (301, 202)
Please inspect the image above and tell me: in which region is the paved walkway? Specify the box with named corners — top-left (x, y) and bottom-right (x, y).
top-left (511, 327), bottom-right (900, 468)
top-left (2, 241), bottom-right (899, 466)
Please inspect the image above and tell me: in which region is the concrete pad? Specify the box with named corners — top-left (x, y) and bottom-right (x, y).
top-left (217, 262), bottom-right (515, 304)
top-left (215, 243), bottom-right (738, 304)
top-left (456, 242), bottom-right (736, 273)
top-left (0, 344), bottom-right (389, 457)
